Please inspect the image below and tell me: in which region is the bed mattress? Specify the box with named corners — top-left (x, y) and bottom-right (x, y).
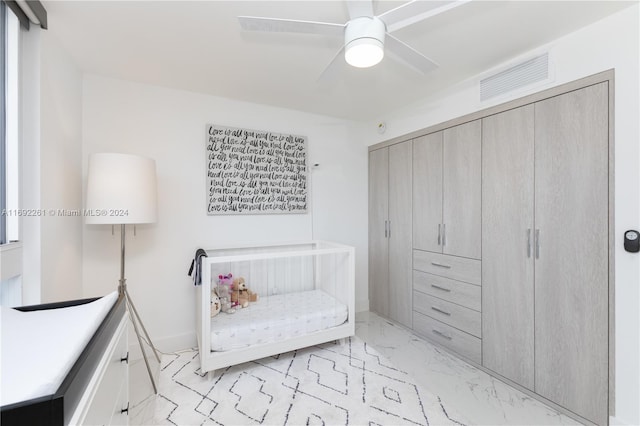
top-left (210, 289), bottom-right (348, 352)
top-left (0, 291), bottom-right (118, 407)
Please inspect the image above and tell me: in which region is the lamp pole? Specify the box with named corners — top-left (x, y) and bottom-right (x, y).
top-left (119, 223), bottom-right (161, 394)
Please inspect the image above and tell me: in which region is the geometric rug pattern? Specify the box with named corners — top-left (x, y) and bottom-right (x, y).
top-left (154, 337), bottom-right (468, 425)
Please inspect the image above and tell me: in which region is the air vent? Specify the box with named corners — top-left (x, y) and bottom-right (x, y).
top-left (480, 53), bottom-right (549, 102)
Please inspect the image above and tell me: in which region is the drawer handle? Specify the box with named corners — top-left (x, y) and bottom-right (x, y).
top-left (121, 402), bottom-right (129, 415)
top-left (121, 352), bottom-right (129, 364)
top-left (431, 284), bottom-right (451, 292)
top-left (431, 306), bottom-right (451, 316)
top-left (432, 329), bottom-right (452, 340)
top-left (431, 262), bottom-right (451, 269)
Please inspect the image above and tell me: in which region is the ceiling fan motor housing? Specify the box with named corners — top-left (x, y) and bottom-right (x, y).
top-left (344, 16), bottom-right (386, 68)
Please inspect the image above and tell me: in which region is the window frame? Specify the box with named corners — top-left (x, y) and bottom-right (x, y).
top-left (1, 0), bottom-right (6, 245)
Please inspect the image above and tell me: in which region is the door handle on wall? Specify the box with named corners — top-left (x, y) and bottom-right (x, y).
top-left (535, 229), bottom-right (540, 259)
top-left (438, 224), bottom-right (441, 246)
top-left (527, 228), bottom-right (532, 258)
top-left (384, 220), bottom-right (388, 238)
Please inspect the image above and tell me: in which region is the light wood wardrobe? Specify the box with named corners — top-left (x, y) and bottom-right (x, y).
top-left (368, 141), bottom-right (413, 328)
top-left (482, 82), bottom-right (610, 425)
top-left (368, 71), bottom-right (614, 425)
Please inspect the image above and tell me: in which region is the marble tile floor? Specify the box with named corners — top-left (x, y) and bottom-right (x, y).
top-left (129, 311), bottom-right (580, 425)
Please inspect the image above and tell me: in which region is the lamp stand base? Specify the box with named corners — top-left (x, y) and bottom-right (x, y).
top-left (119, 280), bottom-right (161, 394)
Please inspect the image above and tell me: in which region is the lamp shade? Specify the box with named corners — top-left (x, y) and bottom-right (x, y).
top-left (85, 153), bottom-right (157, 225)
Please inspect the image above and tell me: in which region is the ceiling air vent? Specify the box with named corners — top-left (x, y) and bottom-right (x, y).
top-left (480, 53), bottom-right (549, 102)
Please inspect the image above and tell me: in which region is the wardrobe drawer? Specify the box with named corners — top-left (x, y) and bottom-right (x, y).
top-left (413, 270), bottom-right (481, 311)
top-left (413, 311), bottom-right (481, 364)
top-left (413, 250), bottom-right (481, 285)
top-left (413, 292), bottom-right (481, 337)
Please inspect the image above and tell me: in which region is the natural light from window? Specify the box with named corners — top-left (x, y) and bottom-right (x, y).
top-left (1, 5), bottom-right (21, 307)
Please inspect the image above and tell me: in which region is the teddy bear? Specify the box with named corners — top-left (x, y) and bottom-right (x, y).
top-left (210, 292), bottom-right (221, 317)
top-left (231, 277), bottom-right (250, 308)
top-left (216, 273), bottom-right (236, 314)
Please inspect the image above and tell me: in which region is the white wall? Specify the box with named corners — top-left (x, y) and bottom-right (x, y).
top-left (81, 75), bottom-right (368, 351)
top-left (20, 28), bottom-right (84, 305)
top-left (363, 6), bottom-right (640, 425)
top-left (39, 32), bottom-right (84, 302)
top-left (19, 26), bottom-right (42, 305)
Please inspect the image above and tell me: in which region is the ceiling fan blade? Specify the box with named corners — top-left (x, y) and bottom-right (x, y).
top-left (378, 0), bottom-right (472, 33)
top-left (317, 46), bottom-right (346, 84)
top-left (385, 34), bottom-right (439, 74)
top-left (346, 0), bottom-right (374, 19)
top-left (238, 16), bottom-right (345, 37)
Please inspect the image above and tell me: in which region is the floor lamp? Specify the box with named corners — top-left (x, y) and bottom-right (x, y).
top-left (85, 153), bottom-right (160, 393)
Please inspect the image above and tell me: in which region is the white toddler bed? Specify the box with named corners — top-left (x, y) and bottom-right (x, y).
top-left (196, 241), bottom-right (355, 376)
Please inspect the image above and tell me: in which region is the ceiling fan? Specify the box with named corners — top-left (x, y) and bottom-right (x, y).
top-left (238, 0), bottom-right (471, 80)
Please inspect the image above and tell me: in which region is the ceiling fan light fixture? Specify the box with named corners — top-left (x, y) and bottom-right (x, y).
top-left (344, 16), bottom-right (386, 69)
top-left (345, 38), bottom-right (384, 68)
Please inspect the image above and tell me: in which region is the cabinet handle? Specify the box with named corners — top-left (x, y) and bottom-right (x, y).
top-left (431, 262), bottom-right (451, 269)
top-left (535, 229), bottom-right (540, 259)
top-left (432, 329), bottom-right (452, 340)
top-left (431, 306), bottom-right (451, 316)
top-left (388, 221), bottom-right (391, 239)
top-left (442, 224), bottom-right (446, 246)
top-left (121, 402), bottom-right (130, 415)
top-left (120, 352), bottom-right (129, 364)
top-left (438, 224), bottom-right (441, 246)
top-left (431, 284), bottom-right (451, 292)
top-left (384, 220), bottom-right (388, 238)
top-left (527, 228), bottom-right (532, 258)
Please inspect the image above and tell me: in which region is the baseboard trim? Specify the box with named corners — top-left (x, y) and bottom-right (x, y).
top-left (128, 329), bottom-right (196, 361)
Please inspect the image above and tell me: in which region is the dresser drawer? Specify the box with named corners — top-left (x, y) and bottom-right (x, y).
top-left (413, 270), bottom-right (481, 311)
top-left (76, 317), bottom-right (129, 426)
top-left (109, 377), bottom-right (130, 426)
top-left (413, 292), bottom-right (482, 337)
top-left (413, 311), bottom-right (481, 364)
top-left (413, 250), bottom-right (481, 285)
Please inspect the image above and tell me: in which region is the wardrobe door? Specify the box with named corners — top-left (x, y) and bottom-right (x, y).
top-left (482, 105), bottom-right (535, 390)
top-left (413, 132), bottom-right (443, 253)
top-left (443, 120), bottom-right (482, 259)
top-left (534, 83), bottom-right (609, 425)
top-left (388, 141), bottom-right (413, 328)
top-left (368, 148), bottom-right (389, 318)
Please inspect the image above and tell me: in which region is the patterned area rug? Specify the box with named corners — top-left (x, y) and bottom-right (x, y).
top-left (154, 337), bottom-right (467, 425)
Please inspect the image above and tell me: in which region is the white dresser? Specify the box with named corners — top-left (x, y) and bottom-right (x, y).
top-left (69, 314), bottom-right (129, 426)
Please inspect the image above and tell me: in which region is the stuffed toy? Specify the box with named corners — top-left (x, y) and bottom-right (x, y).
top-left (215, 285), bottom-right (235, 314)
top-left (231, 277), bottom-right (251, 308)
top-left (216, 273), bottom-right (236, 314)
top-left (218, 273), bottom-right (234, 287)
top-left (210, 291), bottom-right (221, 317)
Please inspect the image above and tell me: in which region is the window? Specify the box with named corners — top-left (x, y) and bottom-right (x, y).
top-left (1, 0), bottom-right (6, 245)
top-left (1, 1), bottom-right (18, 245)
top-left (1, 2), bottom-right (21, 306)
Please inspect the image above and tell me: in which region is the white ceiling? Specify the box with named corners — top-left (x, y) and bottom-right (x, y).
top-left (45, 1), bottom-right (634, 121)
